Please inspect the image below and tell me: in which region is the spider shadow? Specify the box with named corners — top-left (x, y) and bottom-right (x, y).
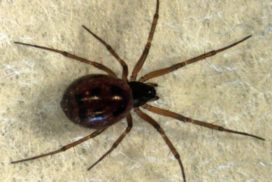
top-left (20, 75), bottom-right (90, 141)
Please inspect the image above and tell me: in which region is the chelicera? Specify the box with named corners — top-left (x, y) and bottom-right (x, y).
top-left (12, 0), bottom-right (265, 181)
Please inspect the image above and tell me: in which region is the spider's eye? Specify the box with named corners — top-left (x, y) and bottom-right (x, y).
top-left (146, 88), bottom-right (156, 97)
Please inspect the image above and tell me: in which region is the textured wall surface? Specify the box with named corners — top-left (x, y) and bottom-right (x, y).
top-left (1, 0), bottom-right (271, 182)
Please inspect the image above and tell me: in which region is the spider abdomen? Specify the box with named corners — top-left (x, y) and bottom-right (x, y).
top-left (61, 74), bottom-right (133, 129)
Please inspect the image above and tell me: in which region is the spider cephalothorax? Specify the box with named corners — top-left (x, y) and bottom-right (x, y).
top-left (128, 81), bottom-right (157, 107)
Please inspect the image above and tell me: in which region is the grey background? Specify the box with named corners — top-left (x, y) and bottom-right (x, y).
top-left (1, 0), bottom-right (271, 182)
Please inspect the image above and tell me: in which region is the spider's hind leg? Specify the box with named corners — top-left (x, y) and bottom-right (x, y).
top-left (87, 114), bottom-right (133, 170)
top-left (14, 42), bottom-right (116, 77)
top-left (11, 128), bottom-right (106, 164)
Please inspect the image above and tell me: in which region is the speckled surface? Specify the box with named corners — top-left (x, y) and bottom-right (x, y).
top-left (1, 0), bottom-right (271, 182)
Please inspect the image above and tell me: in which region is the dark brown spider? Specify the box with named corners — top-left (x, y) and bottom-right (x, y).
top-left (12, 0), bottom-right (265, 181)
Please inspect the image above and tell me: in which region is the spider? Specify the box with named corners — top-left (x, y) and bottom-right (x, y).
top-left (12, 0), bottom-right (265, 181)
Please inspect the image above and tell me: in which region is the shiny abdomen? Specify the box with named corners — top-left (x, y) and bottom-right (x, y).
top-left (61, 74), bottom-right (133, 128)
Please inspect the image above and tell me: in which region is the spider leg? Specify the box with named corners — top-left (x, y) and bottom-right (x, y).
top-left (14, 42), bottom-right (116, 77)
top-left (87, 114), bottom-right (133, 170)
top-left (130, 0), bottom-right (160, 81)
top-left (11, 128), bottom-right (106, 164)
top-left (82, 25), bottom-right (128, 81)
top-left (143, 104), bottom-right (265, 141)
top-left (134, 108), bottom-right (186, 182)
top-left (146, 82), bottom-right (158, 87)
top-left (139, 35), bottom-right (252, 82)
